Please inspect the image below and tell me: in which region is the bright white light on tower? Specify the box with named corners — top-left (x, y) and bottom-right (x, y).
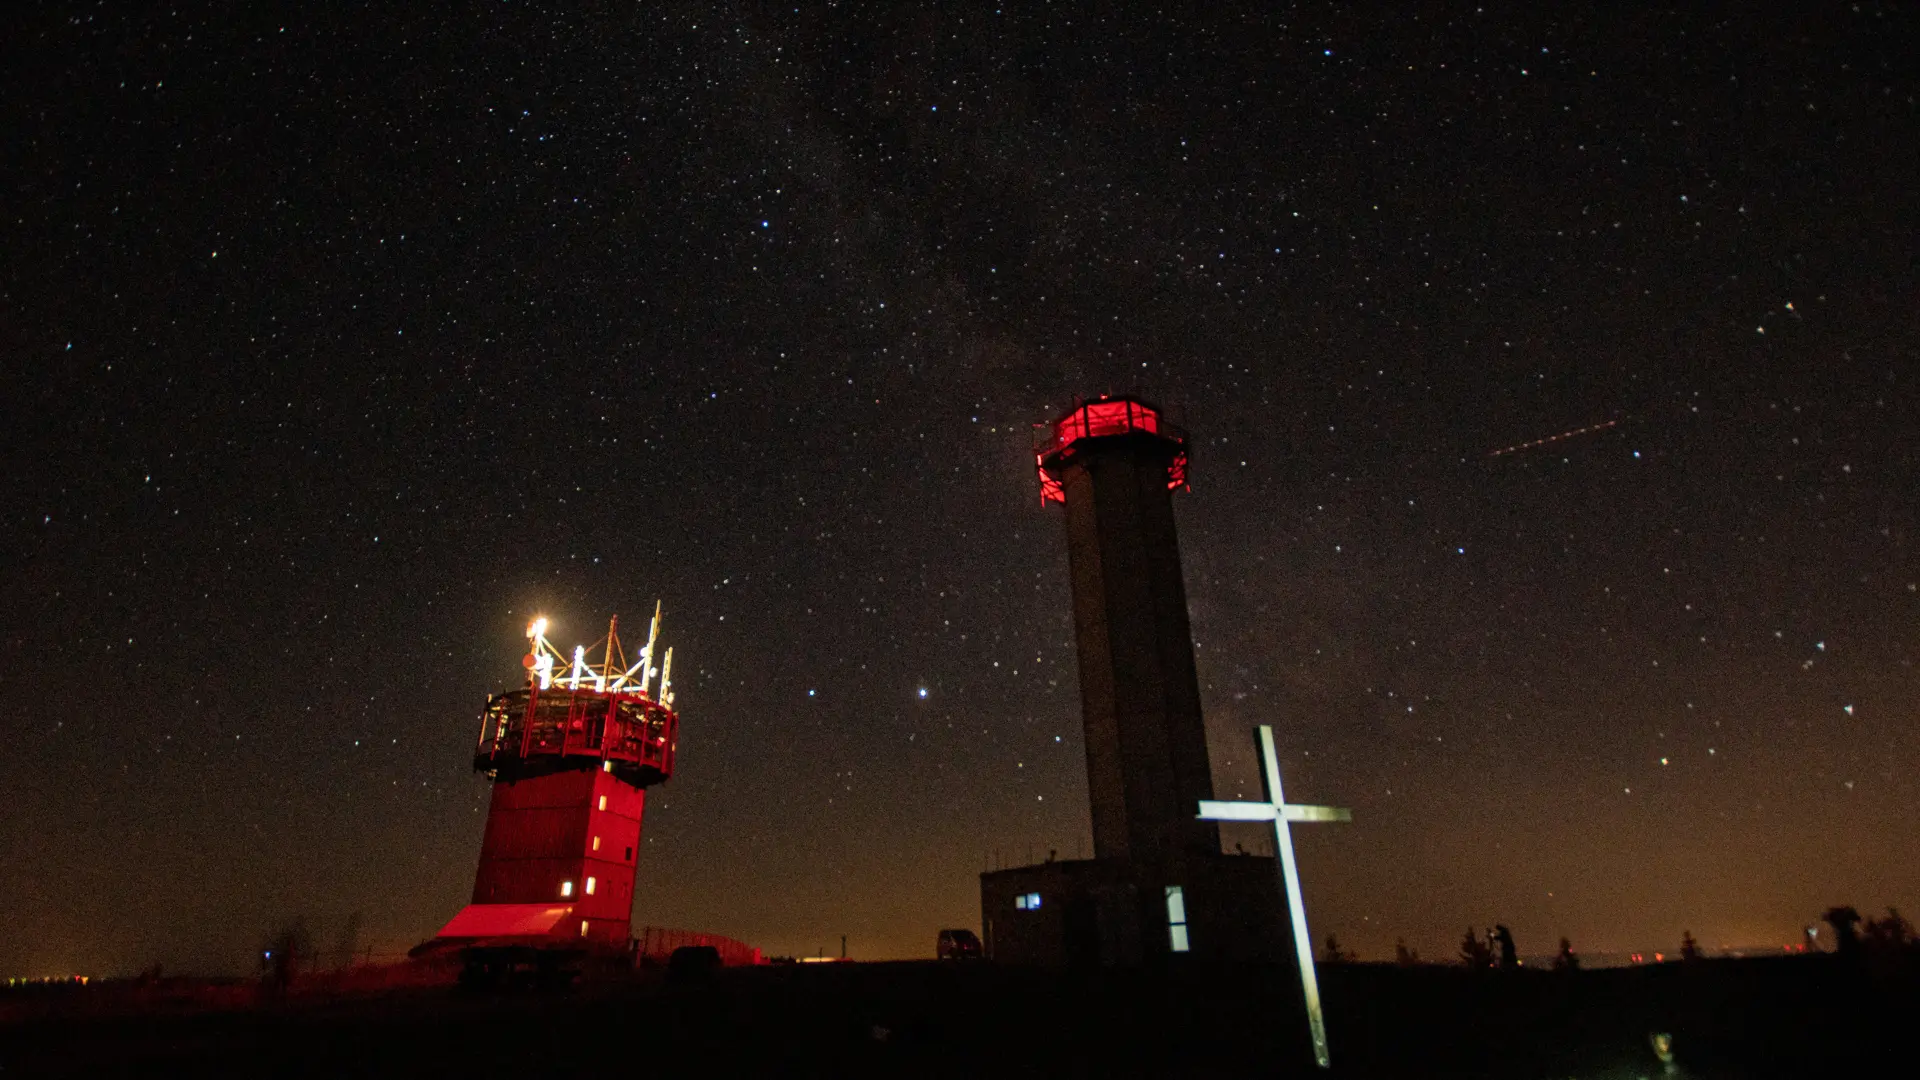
top-left (917, 687), bottom-right (928, 699)
top-left (529, 617), bottom-right (548, 638)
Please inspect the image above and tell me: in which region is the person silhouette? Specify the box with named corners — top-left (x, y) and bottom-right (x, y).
top-left (1493, 925), bottom-right (1518, 970)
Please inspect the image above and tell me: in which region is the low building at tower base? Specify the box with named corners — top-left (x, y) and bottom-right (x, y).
top-left (981, 854), bottom-right (1289, 968)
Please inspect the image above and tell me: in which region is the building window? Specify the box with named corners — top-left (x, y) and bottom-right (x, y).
top-left (580, 920), bottom-right (589, 937)
top-left (1165, 885), bottom-right (1190, 953)
top-left (1014, 892), bottom-right (1042, 911)
top-left (598, 795), bottom-right (608, 811)
top-left (585, 876), bottom-right (597, 895)
top-left (625, 846), bottom-right (633, 861)
top-left (592, 835), bottom-right (601, 852)
top-left (560, 880), bottom-right (574, 898)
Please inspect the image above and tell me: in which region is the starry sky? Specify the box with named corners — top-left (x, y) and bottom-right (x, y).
top-left (4, 4), bottom-right (1916, 975)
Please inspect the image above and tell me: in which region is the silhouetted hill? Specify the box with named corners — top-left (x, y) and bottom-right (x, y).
top-left (2, 954), bottom-right (1912, 1077)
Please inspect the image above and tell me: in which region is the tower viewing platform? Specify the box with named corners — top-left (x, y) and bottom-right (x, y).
top-left (1036, 395), bottom-right (1189, 505)
top-left (473, 612), bottom-right (678, 788)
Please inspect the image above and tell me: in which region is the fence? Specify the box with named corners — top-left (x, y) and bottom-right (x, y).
top-left (632, 927), bottom-right (762, 967)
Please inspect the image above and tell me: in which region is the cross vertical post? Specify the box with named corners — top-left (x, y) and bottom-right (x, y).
top-left (1261, 724), bottom-right (1331, 1070)
top-left (1197, 724), bottom-right (1352, 1070)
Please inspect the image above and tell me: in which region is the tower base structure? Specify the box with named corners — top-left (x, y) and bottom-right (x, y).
top-left (465, 767), bottom-right (646, 945)
top-left (980, 854), bottom-right (1289, 968)
top-left (425, 766), bottom-right (647, 955)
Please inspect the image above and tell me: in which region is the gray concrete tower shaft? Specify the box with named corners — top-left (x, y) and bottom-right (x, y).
top-left (1041, 398), bottom-right (1219, 866)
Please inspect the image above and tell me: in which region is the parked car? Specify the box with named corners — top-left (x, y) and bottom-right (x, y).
top-left (667, 945), bottom-right (723, 984)
top-left (936, 928), bottom-right (983, 960)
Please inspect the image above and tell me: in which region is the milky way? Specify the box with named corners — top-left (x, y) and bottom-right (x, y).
top-left (3, 4), bottom-right (1915, 973)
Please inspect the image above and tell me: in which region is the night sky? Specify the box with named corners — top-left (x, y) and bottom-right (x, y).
top-left (4, 4), bottom-right (1916, 976)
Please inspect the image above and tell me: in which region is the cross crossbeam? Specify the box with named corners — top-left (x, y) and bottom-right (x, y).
top-left (1197, 725), bottom-right (1352, 1070)
top-left (1196, 801), bottom-right (1352, 824)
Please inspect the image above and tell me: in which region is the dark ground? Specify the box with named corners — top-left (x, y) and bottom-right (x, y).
top-left (2, 956), bottom-right (1912, 1078)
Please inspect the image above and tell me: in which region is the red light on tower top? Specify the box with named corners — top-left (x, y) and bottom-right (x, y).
top-left (1036, 395), bottom-right (1190, 504)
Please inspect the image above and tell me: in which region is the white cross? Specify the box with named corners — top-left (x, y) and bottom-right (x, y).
top-left (1197, 724), bottom-right (1353, 1070)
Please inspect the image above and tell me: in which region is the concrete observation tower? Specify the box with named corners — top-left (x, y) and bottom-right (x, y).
top-left (981, 396), bottom-right (1288, 967)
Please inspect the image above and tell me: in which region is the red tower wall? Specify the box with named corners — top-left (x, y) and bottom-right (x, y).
top-left (472, 767), bottom-right (647, 943)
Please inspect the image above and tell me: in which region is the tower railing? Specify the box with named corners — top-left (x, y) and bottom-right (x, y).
top-left (1036, 396), bottom-right (1190, 503)
top-left (475, 687), bottom-right (677, 785)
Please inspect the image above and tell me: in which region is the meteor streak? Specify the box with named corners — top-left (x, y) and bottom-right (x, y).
top-left (1487, 418), bottom-right (1620, 458)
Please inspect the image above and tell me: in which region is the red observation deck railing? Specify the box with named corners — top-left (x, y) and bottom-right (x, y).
top-left (1035, 396), bottom-right (1190, 504)
top-left (475, 687), bottom-right (677, 789)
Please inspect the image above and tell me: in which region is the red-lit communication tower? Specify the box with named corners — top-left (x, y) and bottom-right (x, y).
top-left (425, 606), bottom-right (678, 956)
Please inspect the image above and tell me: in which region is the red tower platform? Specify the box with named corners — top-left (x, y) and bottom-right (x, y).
top-left (1036, 395), bottom-right (1189, 506)
top-left (425, 610), bottom-right (678, 955)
